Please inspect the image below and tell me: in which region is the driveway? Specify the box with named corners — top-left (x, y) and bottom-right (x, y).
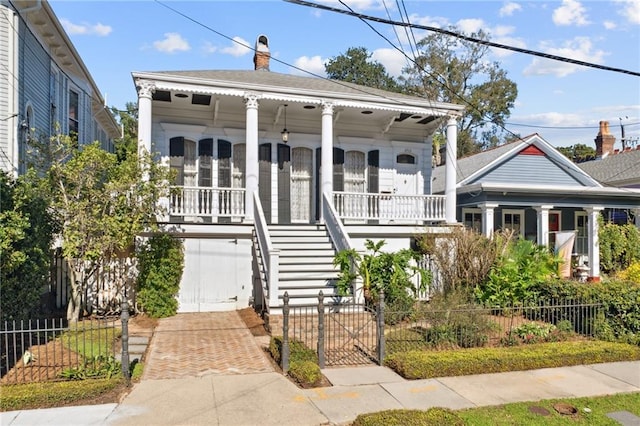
top-left (142, 311), bottom-right (274, 380)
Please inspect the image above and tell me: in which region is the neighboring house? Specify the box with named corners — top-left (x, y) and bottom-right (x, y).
top-left (432, 130), bottom-right (640, 282)
top-left (133, 35), bottom-right (464, 314)
top-left (0, 0), bottom-right (119, 177)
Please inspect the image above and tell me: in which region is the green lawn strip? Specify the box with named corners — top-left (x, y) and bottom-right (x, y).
top-left (457, 392), bottom-right (640, 426)
top-left (384, 341), bottom-right (640, 379)
top-left (61, 324), bottom-right (122, 358)
top-left (0, 378), bottom-right (124, 412)
top-left (352, 392), bottom-right (640, 425)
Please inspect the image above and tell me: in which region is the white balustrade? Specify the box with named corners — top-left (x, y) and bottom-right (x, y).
top-left (333, 191), bottom-right (446, 222)
top-left (169, 186), bottom-right (246, 219)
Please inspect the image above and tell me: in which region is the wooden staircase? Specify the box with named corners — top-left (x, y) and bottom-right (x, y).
top-left (255, 224), bottom-right (346, 314)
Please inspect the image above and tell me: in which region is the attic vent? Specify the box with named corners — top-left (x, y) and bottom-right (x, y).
top-left (519, 145), bottom-right (545, 156)
top-left (152, 90), bottom-right (171, 102)
top-left (397, 154), bottom-right (416, 164)
top-left (192, 94), bottom-right (211, 106)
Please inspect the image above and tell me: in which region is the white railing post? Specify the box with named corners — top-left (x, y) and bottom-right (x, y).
top-left (253, 191), bottom-right (279, 310)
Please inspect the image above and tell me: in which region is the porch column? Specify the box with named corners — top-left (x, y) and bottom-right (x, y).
top-left (136, 80), bottom-right (154, 156)
top-left (479, 203), bottom-right (498, 238)
top-left (534, 205), bottom-right (554, 247)
top-left (445, 117), bottom-right (458, 224)
top-left (244, 93), bottom-right (260, 223)
top-left (586, 206), bottom-right (604, 281)
top-left (320, 102), bottom-right (334, 221)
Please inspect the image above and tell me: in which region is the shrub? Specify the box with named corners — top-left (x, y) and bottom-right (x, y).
top-left (59, 355), bottom-right (121, 380)
top-left (532, 280), bottom-right (640, 345)
top-left (136, 234), bottom-right (184, 318)
top-left (384, 341), bottom-right (640, 379)
top-left (599, 221), bottom-right (640, 274)
top-left (353, 408), bottom-right (464, 426)
top-left (415, 227), bottom-right (508, 295)
top-left (475, 238), bottom-right (560, 307)
top-left (619, 261), bottom-right (640, 283)
top-left (288, 360), bottom-right (322, 386)
top-left (269, 336), bottom-right (318, 366)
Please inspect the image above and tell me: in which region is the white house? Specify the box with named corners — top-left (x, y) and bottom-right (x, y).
top-left (0, 0), bottom-right (119, 177)
top-left (133, 35), bottom-right (464, 315)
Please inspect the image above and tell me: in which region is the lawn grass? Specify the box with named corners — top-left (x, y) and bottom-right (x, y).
top-left (353, 392), bottom-right (640, 425)
top-left (61, 323), bottom-right (121, 358)
top-left (457, 392), bottom-right (640, 425)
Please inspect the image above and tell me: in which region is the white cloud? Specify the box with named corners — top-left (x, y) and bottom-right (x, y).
top-left (153, 33), bottom-right (190, 54)
top-left (603, 20), bottom-right (617, 29)
top-left (372, 48), bottom-right (406, 77)
top-left (220, 37), bottom-right (251, 57)
top-left (499, 2), bottom-right (522, 17)
top-left (523, 36), bottom-right (606, 77)
top-left (489, 26), bottom-right (527, 57)
top-left (456, 18), bottom-right (485, 34)
top-left (60, 19), bottom-right (112, 36)
top-left (202, 41), bottom-right (217, 55)
top-left (615, 0), bottom-right (640, 24)
top-left (292, 55), bottom-right (327, 76)
top-left (552, 0), bottom-right (590, 26)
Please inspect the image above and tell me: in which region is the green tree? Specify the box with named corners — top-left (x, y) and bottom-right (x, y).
top-left (325, 47), bottom-right (402, 93)
top-left (110, 102), bottom-right (138, 162)
top-left (556, 143), bottom-right (596, 163)
top-left (27, 134), bottom-right (171, 321)
top-left (401, 27), bottom-right (518, 156)
top-left (0, 170), bottom-right (55, 321)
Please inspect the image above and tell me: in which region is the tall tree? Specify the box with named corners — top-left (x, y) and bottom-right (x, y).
top-left (111, 102), bottom-right (138, 162)
top-left (556, 143), bottom-right (596, 163)
top-left (401, 27), bottom-right (518, 157)
top-left (325, 47), bottom-right (402, 93)
top-left (27, 134), bottom-right (171, 321)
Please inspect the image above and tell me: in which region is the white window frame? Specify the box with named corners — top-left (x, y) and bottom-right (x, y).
top-left (462, 208), bottom-right (482, 233)
top-left (502, 209), bottom-right (525, 236)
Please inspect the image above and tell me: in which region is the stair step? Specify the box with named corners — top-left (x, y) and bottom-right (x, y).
top-left (280, 256), bottom-right (335, 265)
top-left (279, 263), bottom-right (337, 272)
top-left (268, 225), bottom-right (325, 231)
top-left (279, 271), bottom-right (339, 280)
top-left (128, 336), bottom-right (149, 345)
top-left (270, 229), bottom-right (328, 237)
top-left (273, 242), bottom-right (334, 250)
top-left (271, 235), bottom-right (331, 244)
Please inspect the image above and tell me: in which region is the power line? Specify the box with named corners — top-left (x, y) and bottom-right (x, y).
top-left (286, 0), bottom-right (640, 77)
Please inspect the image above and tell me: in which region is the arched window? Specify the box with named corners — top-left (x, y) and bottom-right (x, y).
top-left (396, 153), bottom-right (416, 164)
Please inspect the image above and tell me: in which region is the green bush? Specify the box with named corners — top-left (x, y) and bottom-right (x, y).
top-left (384, 341), bottom-right (640, 379)
top-left (136, 234), bottom-right (184, 318)
top-left (59, 355), bottom-right (121, 380)
top-left (619, 260), bottom-right (640, 283)
top-left (288, 360), bottom-right (322, 386)
top-left (0, 378), bottom-right (123, 411)
top-left (599, 221), bottom-right (640, 273)
top-left (353, 408), bottom-right (464, 426)
top-left (532, 280), bottom-right (640, 345)
top-left (269, 336), bottom-right (318, 366)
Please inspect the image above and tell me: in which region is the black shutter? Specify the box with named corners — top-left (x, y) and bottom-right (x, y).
top-left (368, 150), bottom-right (379, 193)
top-left (277, 143), bottom-right (291, 224)
top-left (170, 137), bottom-right (184, 156)
top-left (259, 143), bottom-right (272, 223)
top-left (333, 147), bottom-right (344, 192)
top-left (218, 140), bottom-right (231, 187)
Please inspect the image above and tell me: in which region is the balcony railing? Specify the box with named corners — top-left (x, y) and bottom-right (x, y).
top-left (169, 186), bottom-right (245, 219)
top-left (168, 186), bottom-right (446, 223)
top-left (333, 191), bottom-right (446, 222)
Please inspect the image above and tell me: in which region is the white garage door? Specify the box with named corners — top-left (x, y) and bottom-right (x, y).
top-left (178, 238), bottom-right (251, 312)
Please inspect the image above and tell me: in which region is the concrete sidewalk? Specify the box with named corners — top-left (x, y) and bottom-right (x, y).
top-left (2, 361), bottom-right (639, 426)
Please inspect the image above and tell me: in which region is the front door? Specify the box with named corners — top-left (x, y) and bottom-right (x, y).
top-left (291, 147), bottom-right (313, 222)
top-left (395, 154), bottom-right (418, 221)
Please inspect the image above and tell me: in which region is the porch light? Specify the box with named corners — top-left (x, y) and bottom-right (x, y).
top-left (281, 104), bottom-right (289, 143)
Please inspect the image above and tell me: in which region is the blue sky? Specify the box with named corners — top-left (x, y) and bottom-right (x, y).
top-left (49, 0), bottom-right (640, 148)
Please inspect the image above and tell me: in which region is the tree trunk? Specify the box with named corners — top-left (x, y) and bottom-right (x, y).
top-left (66, 262), bottom-right (82, 322)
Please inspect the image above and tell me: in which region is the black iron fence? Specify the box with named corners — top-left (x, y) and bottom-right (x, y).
top-left (280, 292), bottom-right (604, 371)
top-left (1, 302), bottom-right (132, 384)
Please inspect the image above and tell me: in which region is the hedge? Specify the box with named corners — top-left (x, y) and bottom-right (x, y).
top-left (384, 341), bottom-right (640, 380)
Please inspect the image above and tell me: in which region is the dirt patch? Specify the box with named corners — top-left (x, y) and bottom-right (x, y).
top-left (1, 341), bottom-right (81, 384)
top-left (238, 308), bottom-right (269, 337)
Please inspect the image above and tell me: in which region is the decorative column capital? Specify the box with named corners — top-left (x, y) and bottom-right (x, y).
top-left (136, 80), bottom-right (156, 99)
top-left (244, 93), bottom-right (260, 109)
top-left (447, 116), bottom-right (458, 127)
top-left (322, 101), bottom-right (334, 115)
top-left (584, 206), bottom-right (604, 214)
top-left (479, 203), bottom-right (499, 212)
top-left (534, 204), bottom-right (554, 213)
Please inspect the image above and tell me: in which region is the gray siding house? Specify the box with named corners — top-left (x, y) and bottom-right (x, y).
top-left (0, 0), bottom-right (119, 177)
top-left (432, 129), bottom-right (640, 281)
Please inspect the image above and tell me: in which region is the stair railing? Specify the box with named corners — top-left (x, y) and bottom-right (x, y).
top-left (322, 192), bottom-right (353, 253)
top-left (253, 192), bottom-right (279, 310)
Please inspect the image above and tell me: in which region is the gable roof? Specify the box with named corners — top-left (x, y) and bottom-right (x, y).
top-left (431, 134), bottom-right (600, 193)
top-left (578, 148), bottom-right (640, 187)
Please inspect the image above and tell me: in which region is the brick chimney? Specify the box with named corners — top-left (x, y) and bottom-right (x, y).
top-left (253, 35), bottom-right (270, 71)
top-left (595, 120), bottom-right (615, 159)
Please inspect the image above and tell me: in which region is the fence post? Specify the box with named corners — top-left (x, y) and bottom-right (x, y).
top-left (376, 289), bottom-right (385, 365)
top-left (282, 292), bottom-right (290, 374)
top-left (317, 291), bottom-right (325, 368)
top-left (120, 300), bottom-right (131, 385)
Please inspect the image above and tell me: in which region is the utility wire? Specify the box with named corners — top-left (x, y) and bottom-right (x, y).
top-left (287, 0), bottom-right (640, 77)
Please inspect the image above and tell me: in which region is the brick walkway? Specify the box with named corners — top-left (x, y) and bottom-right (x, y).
top-left (142, 311), bottom-right (274, 380)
